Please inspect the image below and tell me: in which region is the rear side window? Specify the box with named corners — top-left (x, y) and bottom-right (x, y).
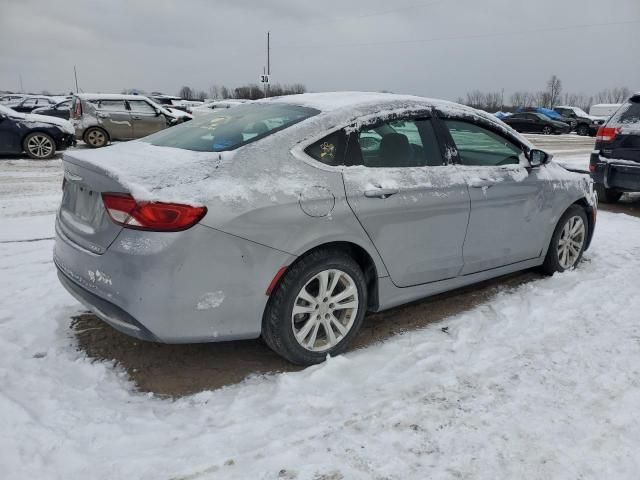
top-left (610, 101), bottom-right (640, 126)
top-left (305, 130), bottom-right (346, 166)
top-left (144, 103), bottom-right (318, 152)
top-left (348, 118), bottom-right (444, 168)
top-left (445, 120), bottom-right (522, 166)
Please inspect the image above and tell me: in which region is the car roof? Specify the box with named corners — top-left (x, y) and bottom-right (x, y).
top-left (75, 93), bottom-right (153, 101)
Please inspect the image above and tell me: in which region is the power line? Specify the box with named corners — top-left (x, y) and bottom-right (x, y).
top-left (273, 19), bottom-right (640, 51)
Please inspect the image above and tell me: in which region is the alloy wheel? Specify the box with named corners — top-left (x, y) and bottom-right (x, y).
top-left (557, 215), bottom-right (586, 269)
top-left (542, 126), bottom-right (553, 135)
top-left (27, 135), bottom-right (54, 158)
top-left (291, 269), bottom-right (359, 352)
top-left (86, 129), bottom-right (106, 147)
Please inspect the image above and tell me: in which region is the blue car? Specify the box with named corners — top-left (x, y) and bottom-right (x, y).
top-left (0, 105), bottom-right (75, 159)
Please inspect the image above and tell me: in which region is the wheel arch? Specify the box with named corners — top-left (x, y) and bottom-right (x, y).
top-left (273, 240), bottom-right (381, 312)
top-left (572, 197), bottom-right (596, 250)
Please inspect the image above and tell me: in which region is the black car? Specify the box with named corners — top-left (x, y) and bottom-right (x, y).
top-left (0, 105), bottom-right (75, 159)
top-left (554, 106), bottom-right (604, 136)
top-left (590, 93), bottom-right (640, 203)
top-left (32, 99), bottom-right (72, 120)
top-left (11, 96), bottom-right (58, 113)
top-left (503, 112), bottom-right (572, 135)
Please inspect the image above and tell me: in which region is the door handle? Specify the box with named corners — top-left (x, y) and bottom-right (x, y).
top-left (132, 116), bottom-right (141, 120)
top-left (364, 188), bottom-right (399, 199)
top-left (469, 180), bottom-right (494, 189)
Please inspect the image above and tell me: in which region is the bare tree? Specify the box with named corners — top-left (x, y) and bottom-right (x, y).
top-left (195, 90), bottom-right (207, 101)
top-left (220, 86), bottom-right (231, 99)
top-left (545, 75), bottom-right (562, 108)
top-left (179, 86), bottom-right (194, 100)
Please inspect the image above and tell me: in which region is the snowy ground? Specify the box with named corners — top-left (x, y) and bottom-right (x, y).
top-left (3, 137), bottom-right (640, 479)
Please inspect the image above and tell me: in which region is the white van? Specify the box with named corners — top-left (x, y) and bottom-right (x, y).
top-left (589, 103), bottom-right (622, 119)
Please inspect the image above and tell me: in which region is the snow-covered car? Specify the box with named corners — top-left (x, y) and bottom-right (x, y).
top-left (0, 104), bottom-right (75, 159)
top-left (191, 99), bottom-right (251, 117)
top-left (54, 92), bottom-right (597, 365)
top-left (0, 94), bottom-right (27, 106)
top-left (590, 93), bottom-right (640, 202)
top-left (70, 94), bottom-right (186, 148)
top-left (589, 103), bottom-right (622, 119)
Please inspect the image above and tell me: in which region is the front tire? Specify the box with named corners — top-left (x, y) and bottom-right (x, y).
top-left (541, 205), bottom-right (588, 275)
top-left (83, 127), bottom-right (109, 148)
top-left (262, 249), bottom-right (367, 365)
top-left (23, 132), bottom-right (56, 159)
top-left (595, 183), bottom-right (622, 203)
top-left (542, 126), bottom-right (553, 135)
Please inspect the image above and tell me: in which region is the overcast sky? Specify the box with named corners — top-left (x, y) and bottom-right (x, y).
top-left (1, 0), bottom-right (639, 100)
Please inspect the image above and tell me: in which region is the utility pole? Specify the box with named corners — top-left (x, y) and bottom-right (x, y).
top-left (19, 74), bottom-right (24, 93)
top-left (74, 65), bottom-right (79, 93)
top-left (266, 31), bottom-right (271, 98)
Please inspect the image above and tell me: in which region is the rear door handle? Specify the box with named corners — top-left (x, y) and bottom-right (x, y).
top-left (132, 116), bottom-right (141, 120)
top-left (469, 180), bottom-right (494, 189)
top-left (364, 188), bottom-right (399, 199)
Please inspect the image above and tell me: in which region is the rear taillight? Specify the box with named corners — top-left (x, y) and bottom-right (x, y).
top-left (595, 126), bottom-right (620, 142)
top-left (73, 101), bottom-right (82, 118)
top-left (102, 193), bottom-right (207, 232)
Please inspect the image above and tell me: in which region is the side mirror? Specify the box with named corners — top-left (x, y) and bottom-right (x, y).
top-left (529, 149), bottom-right (552, 167)
top-left (0, 114), bottom-right (5, 123)
top-left (155, 109), bottom-right (162, 116)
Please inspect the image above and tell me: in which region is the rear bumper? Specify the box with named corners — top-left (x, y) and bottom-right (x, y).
top-left (590, 152), bottom-right (640, 192)
top-left (54, 218), bottom-right (295, 343)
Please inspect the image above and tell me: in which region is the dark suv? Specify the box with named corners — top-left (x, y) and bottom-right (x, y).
top-left (590, 93), bottom-right (640, 202)
top-left (554, 106), bottom-right (604, 136)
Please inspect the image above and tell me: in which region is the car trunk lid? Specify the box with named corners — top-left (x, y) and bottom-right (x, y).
top-left (58, 154), bottom-right (129, 254)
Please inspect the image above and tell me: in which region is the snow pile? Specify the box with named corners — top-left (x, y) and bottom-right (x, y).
top-left (2, 211), bottom-right (640, 479)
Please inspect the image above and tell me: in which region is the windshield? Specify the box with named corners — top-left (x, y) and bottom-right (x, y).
top-left (143, 103), bottom-right (319, 152)
top-left (573, 107), bottom-right (588, 117)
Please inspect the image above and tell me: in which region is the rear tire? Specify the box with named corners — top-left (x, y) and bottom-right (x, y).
top-left (23, 132), bottom-right (56, 159)
top-left (577, 124), bottom-right (590, 136)
top-left (541, 205), bottom-right (588, 275)
top-left (262, 249), bottom-right (367, 365)
top-left (595, 183), bottom-right (622, 203)
top-left (83, 127), bottom-right (109, 148)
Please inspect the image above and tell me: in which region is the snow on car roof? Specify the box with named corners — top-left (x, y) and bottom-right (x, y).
top-left (75, 93), bottom-right (154, 101)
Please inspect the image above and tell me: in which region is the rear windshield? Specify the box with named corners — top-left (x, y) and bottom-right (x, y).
top-left (609, 100), bottom-right (640, 126)
top-left (143, 103), bottom-right (319, 152)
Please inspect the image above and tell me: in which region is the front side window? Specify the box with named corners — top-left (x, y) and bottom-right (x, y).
top-left (144, 103), bottom-right (318, 152)
top-left (445, 120), bottom-right (522, 166)
top-left (349, 118), bottom-right (444, 168)
top-left (128, 100), bottom-right (156, 114)
top-left (22, 98), bottom-right (38, 107)
top-left (95, 100), bottom-right (128, 113)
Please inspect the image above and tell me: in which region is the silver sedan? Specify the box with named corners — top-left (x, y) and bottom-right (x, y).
top-left (54, 92), bottom-right (597, 365)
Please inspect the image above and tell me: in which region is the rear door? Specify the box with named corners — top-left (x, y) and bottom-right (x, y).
top-left (94, 99), bottom-right (133, 140)
top-left (441, 117), bottom-right (549, 274)
top-left (342, 114), bottom-right (471, 287)
top-left (127, 99), bottom-right (166, 138)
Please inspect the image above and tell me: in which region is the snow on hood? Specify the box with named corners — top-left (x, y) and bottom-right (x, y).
top-left (0, 105), bottom-right (74, 134)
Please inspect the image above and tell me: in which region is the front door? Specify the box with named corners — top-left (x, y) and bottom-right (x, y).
top-left (342, 116), bottom-right (471, 287)
top-left (127, 99), bottom-right (166, 138)
top-left (94, 99), bottom-right (133, 140)
top-left (441, 118), bottom-right (549, 274)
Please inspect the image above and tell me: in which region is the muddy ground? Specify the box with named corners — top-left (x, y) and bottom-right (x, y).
top-left (71, 196), bottom-right (640, 397)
